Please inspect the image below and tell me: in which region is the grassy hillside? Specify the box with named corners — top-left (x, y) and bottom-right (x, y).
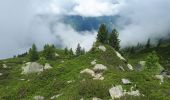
top-left (0, 43), bottom-right (170, 100)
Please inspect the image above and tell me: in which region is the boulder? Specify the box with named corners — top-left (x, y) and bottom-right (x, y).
top-left (93, 73), bottom-right (104, 80)
top-left (22, 62), bottom-right (44, 74)
top-left (33, 96), bottom-right (44, 100)
top-left (98, 46), bottom-right (106, 52)
top-left (0, 73), bottom-right (3, 76)
top-left (109, 85), bottom-right (124, 99)
top-left (126, 90), bottom-right (140, 96)
top-left (93, 64), bottom-right (107, 72)
top-left (80, 68), bottom-right (95, 77)
top-left (127, 64), bottom-right (133, 70)
top-left (122, 79), bottom-right (131, 84)
top-left (91, 59), bottom-right (97, 65)
top-left (3, 64), bottom-right (8, 68)
top-left (115, 51), bottom-right (126, 61)
top-left (44, 63), bottom-right (52, 70)
top-left (55, 53), bottom-right (60, 57)
top-left (155, 75), bottom-right (164, 84)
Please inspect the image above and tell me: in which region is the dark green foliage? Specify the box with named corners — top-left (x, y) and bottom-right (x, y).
top-left (76, 43), bottom-right (81, 56)
top-left (64, 47), bottom-right (68, 55)
top-left (108, 29), bottom-right (120, 51)
top-left (81, 48), bottom-right (85, 55)
top-left (157, 39), bottom-right (162, 47)
top-left (145, 39), bottom-right (151, 49)
top-left (69, 48), bottom-right (74, 56)
top-left (29, 44), bottom-right (39, 62)
top-left (97, 24), bottom-right (108, 44)
top-left (43, 44), bottom-right (55, 60)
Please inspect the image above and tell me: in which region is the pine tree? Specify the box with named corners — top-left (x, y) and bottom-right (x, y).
top-left (69, 48), bottom-right (74, 56)
top-left (108, 29), bottom-right (120, 51)
top-left (146, 39), bottom-right (151, 49)
top-left (29, 44), bottom-right (39, 62)
top-left (76, 43), bottom-right (81, 56)
top-left (64, 47), bottom-right (68, 55)
top-left (43, 44), bottom-right (55, 60)
top-left (97, 24), bottom-right (108, 43)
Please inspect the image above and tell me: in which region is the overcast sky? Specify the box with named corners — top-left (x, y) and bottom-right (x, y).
top-left (0, 0), bottom-right (170, 59)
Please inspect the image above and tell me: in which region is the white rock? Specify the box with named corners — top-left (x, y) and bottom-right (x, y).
top-left (91, 60), bottom-right (97, 65)
top-left (93, 73), bottom-right (104, 80)
top-left (115, 51), bottom-right (126, 61)
top-left (92, 97), bottom-right (102, 100)
top-left (20, 79), bottom-right (25, 81)
top-left (139, 61), bottom-right (146, 66)
top-left (127, 90), bottom-right (140, 96)
top-left (44, 63), bottom-right (52, 70)
top-left (109, 85), bottom-right (124, 99)
top-left (80, 68), bottom-right (95, 77)
top-left (98, 46), bottom-right (106, 52)
top-left (93, 64), bottom-right (107, 72)
top-left (22, 62), bottom-right (44, 74)
top-left (155, 75), bottom-right (164, 83)
top-left (80, 98), bottom-right (84, 100)
top-left (61, 60), bottom-right (65, 63)
top-left (50, 93), bottom-right (63, 99)
top-left (127, 64), bottom-right (133, 70)
top-left (119, 66), bottom-right (125, 71)
top-left (3, 64), bottom-right (8, 68)
top-left (67, 80), bottom-right (74, 84)
top-left (0, 73), bottom-right (3, 76)
top-left (33, 96), bottom-right (44, 100)
top-left (122, 79), bottom-right (131, 84)
top-left (55, 53), bottom-right (60, 57)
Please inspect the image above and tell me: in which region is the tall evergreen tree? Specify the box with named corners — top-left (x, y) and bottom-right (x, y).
top-left (43, 44), bottom-right (55, 60)
top-left (108, 29), bottom-right (120, 51)
top-left (64, 47), bottom-right (68, 55)
top-left (29, 44), bottom-right (39, 62)
top-left (97, 24), bottom-right (108, 43)
top-left (146, 39), bottom-right (151, 49)
top-left (76, 43), bottom-right (81, 56)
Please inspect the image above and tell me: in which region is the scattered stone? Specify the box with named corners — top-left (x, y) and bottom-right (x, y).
top-left (33, 95), bottom-right (44, 100)
top-left (92, 97), bottom-right (102, 100)
top-left (115, 51), bottom-right (126, 61)
top-left (139, 61), bottom-right (146, 66)
top-left (80, 68), bottom-right (95, 77)
top-left (155, 75), bottom-right (164, 84)
top-left (0, 73), bottom-right (3, 76)
top-left (119, 66), bottom-right (125, 71)
top-left (44, 63), bottom-right (52, 70)
top-left (80, 98), bottom-right (84, 100)
top-left (109, 85), bottom-right (124, 99)
top-left (126, 90), bottom-right (140, 96)
top-left (98, 45), bottom-right (106, 52)
top-left (91, 59), bottom-right (97, 65)
top-left (93, 73), bottom-right (104, 80)
top-left (67, 80), bottom-right (74, 84)
top-left (20, 79), bottom-right (25, 81)
top-left (3, 64), bottom-right (8, 68)
top-left (50, 93), bottom-right (63, 99)
top-left (93, 64), bottom-right (107, 72)
top-left (55, 53), bottom-right (60, 57)
top-left (61, 60), bottom-right (65, 63)
top-left (127, 64), bottom-right (133, 70)
top-left (122, 79), bottom-right (132, 84)
top-left (22, 62), bottom-right (44, 74)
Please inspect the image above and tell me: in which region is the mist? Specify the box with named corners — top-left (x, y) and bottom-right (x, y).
top-left (0, 0), bottom-right (170, 59)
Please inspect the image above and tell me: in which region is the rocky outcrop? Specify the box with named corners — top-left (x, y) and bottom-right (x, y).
top-left (98, 45), bottom-right (106, 52)
top-left (22, 62), bottom-right (44, 74)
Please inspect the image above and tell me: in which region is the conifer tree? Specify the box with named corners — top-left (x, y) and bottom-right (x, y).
top-left (146, 39), bottom-right (151, 49)
top-left (76, 43), bottom-right (81, 56)
top-left (64, 47), bottom-right (68, 55)
top-left (43, 44), bottom-right (55, 60)
top-left (97, 24), bottom-right (108, 43)
top-left (29, 44), bottom-right (39, 62)
top-left (108, 28), bottom-right (120, 51)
